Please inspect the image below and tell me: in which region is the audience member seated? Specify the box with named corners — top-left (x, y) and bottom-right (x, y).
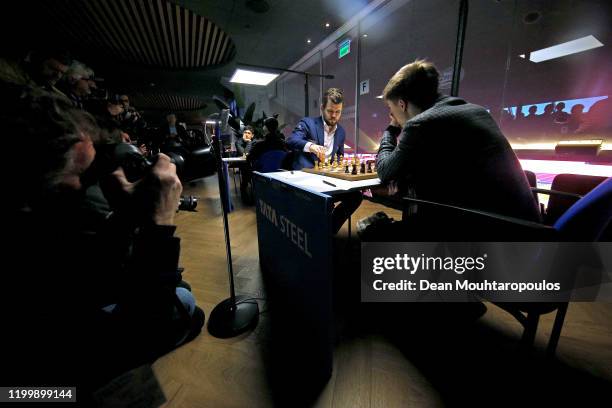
top-left (89, 94), bottom-right (132, 144)
top-left (0, 49), bottom-right (72, 96)
top-left (1, 84), bottom-right (204, 402)
top-left (576, 98), bottom-right (612, 136)
top-left (118, 94), bottom-right (147, 140)
top-left (160, 112), bottom-right (188, 150)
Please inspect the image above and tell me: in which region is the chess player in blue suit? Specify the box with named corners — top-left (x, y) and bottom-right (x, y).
top-left (287, 88), bottom-right (362, 233)
top-left (287, 93), bottom-right (346, 169)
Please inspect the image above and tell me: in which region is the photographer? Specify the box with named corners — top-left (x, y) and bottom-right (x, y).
top-left (58, 60), bottom-right (96, 110)
top-left (119, 94), bottom-right (147, 142)
top-left (2, 83), bottom-right (204, 399)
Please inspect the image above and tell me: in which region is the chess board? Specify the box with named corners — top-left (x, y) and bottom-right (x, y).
top-left (302, 167), bottom-right (378, 181)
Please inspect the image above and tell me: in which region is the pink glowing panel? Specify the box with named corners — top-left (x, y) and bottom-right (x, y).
top-left (519, 159), bottom-right (612, 177)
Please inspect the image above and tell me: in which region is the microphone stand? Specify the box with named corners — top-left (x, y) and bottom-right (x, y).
top-left (207, 111), bottom-right (259, 338)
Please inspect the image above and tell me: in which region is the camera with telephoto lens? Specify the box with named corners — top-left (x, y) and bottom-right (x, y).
top-left (113, 143), bottom-right (198, 211)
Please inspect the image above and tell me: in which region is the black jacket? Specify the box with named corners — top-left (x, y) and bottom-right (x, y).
top-left (235, 137), bottom-right (252, 156)
top-left (376, 95), bottom-right (540, 222)
top-left (4, 188), bottom-right (183, 396)
top-left (247, 133), bottom-right (287, 166)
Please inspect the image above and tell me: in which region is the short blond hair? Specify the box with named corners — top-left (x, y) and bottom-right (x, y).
top-left (382, 59), bottom-right (439, 110)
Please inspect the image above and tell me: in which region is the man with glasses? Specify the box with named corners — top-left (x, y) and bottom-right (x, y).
top-left (62, 60), bottom-right (95, 110)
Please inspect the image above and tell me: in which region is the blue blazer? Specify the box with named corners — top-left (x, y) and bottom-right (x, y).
top-left (286, 116), bottom-right (346, 170)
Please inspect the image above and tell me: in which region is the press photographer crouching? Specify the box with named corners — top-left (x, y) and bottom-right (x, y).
top-left (2, 84), bottom-right (204, 401)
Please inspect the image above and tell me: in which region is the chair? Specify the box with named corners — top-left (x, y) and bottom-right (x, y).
top-left (253, 150), bottom-right (288, 173)
top-left (524, 170), bottom-right (543, 215)
top-left (543, 173), bottom-right (608, 225)
top-left (524, 170), bottom-right (537, 189)
top-left (402, 176), bottom-right (612, 356)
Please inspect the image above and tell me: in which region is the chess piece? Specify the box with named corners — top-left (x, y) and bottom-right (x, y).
top-left (324, 158), bottom-right (328, 168)
top-left (351, 163), bottom-right (357, 175)
top-left (367, 161), bottom-right (373, 173)
top-left (315, 160), bottom-right (319, 171)
top-left (345, 162), bottom-right (349, 174)
top-left (360, 162), bottom-right (366, 174)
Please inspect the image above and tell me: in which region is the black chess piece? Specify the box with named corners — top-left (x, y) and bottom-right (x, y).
top-left (367, 161), bottom-right (373, 173)
top-left (345, 163), bottom-right (349, 174)
top-left (351, 163), bottom-right (357, 175)
top-left (360, 163), bottom-right (366, 174)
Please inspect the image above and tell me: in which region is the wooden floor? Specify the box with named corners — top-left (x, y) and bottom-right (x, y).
top-left (153, 174), bottom-right (612, 407)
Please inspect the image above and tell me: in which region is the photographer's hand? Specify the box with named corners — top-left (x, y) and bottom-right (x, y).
top-left (108, 154), bottom-right (182, 226)
top-left (150, 153), bottom-right (183, 226)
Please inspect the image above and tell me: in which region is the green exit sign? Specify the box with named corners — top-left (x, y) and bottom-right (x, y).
top-left (338, 39), bottom-right (351, 59)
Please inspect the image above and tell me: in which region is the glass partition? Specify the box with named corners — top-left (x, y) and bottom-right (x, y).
top-left (322, 27), bottom-right (359, 153)
top-left (269, 52), bottom-right (321, 138)
top-left (357, 0), bottom-right (459, 153)
top-left (268, 0), bottom-right (612, 156)
top-left (461, 0), bottom-right (612, 147)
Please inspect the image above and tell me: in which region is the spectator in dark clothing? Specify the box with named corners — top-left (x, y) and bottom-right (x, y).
top-left (567, 103), bottom-right (585, 133)
top-left (2, 85), bottom-right (204, 402)
top-left (0, 50), bottom-right (71, 97)
top-left (160, 113), bottom-right (188, 147)
top-left (525, 105), bottom-right (538, 120)
top-left (89, 95), bottom-right (131, 144)
top-left (375, 59), bottom-right (540, 234)
top-left (553, 102), bottom-right (570, 124)
top-left (118, 94), bottom-right (147, 140)
top-left (576, 98), bottom-right (612, 136)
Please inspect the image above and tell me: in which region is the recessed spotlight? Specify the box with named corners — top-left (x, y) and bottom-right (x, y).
top-left (307, 39), bottom-right (311, 44)
top-left (362, 34), bottom-right (368, 38)
top-left (325, 22), bottom-right (330, 28)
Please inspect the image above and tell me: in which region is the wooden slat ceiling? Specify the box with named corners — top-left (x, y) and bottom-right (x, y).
top-left (41, 0), bottom-right (235, 69)
top-left (132, 93), bottom-right (207, 112)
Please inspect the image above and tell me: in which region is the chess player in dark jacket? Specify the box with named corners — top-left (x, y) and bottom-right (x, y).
top-left (235, 125), bottom-right (255, 156)
top-left (247, 117), bottom-right (288, 166)
top-left (287, 88), bottom-right (362, 233)
top-left (376, 59), bottom-right (540, 233)
top-left (287, 88), bottom-right (347, 170)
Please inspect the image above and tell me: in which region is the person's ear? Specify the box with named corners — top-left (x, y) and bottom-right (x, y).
top-left (399, 99), bottom-right (407, 112)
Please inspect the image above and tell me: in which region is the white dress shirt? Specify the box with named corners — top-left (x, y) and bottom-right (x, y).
top-left (303, 117), bottom-right (337, 160)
